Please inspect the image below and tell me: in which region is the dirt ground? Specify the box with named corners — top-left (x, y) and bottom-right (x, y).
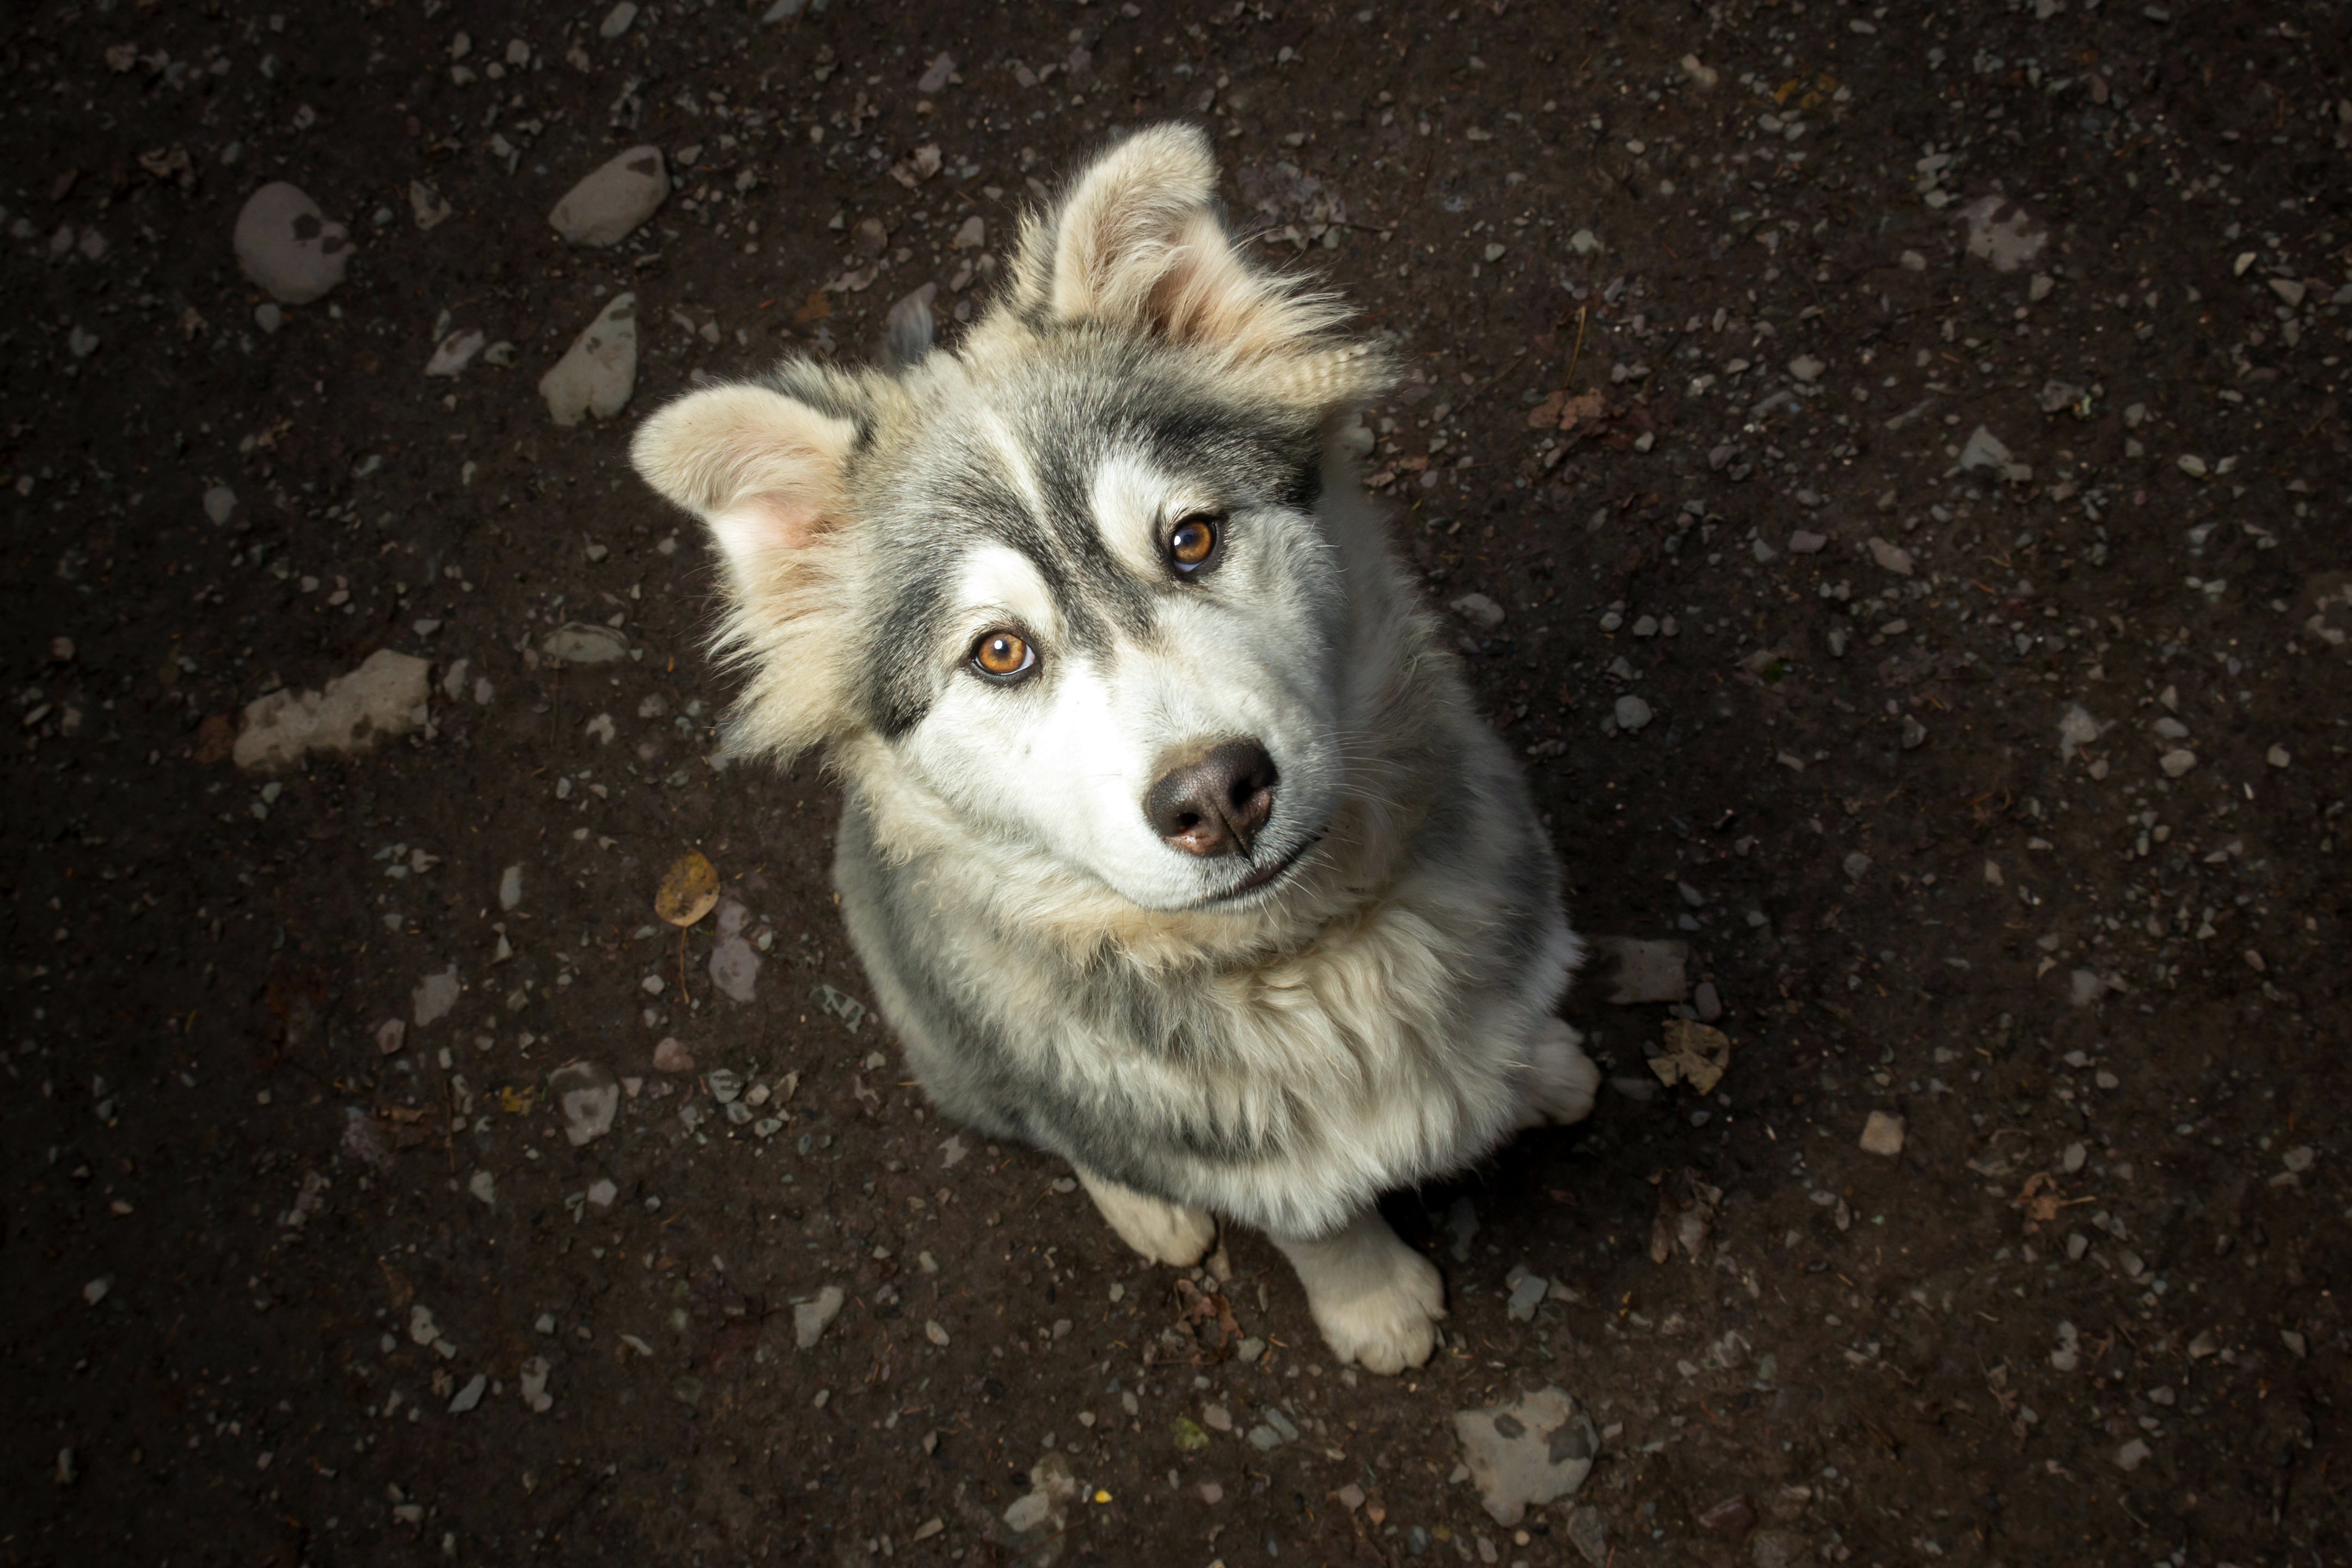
top-left (6, 1), bottom-right (2350, 1564)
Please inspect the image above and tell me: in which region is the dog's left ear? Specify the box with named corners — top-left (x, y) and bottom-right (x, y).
top-left (1007, 124), bottom-right (1382, 407)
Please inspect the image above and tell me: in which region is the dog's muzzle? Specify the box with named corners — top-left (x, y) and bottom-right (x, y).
top-left (1144, 738), bottom-right (1278, 858)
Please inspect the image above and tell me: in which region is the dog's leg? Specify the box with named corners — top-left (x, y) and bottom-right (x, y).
top-left (1268, 1206), bottom-right (1446, 1376)
top-left (1514, 1016), bottom-right (1600, 1130)
top-left (1077, 1169), bottom-right (1218, 1268)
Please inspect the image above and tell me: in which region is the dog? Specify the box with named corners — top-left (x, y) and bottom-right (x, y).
top-left (630, 124), bottom-right (1596, 1375)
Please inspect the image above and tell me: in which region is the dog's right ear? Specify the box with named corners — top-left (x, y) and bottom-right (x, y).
top-left (631, 379), bottom-right (866, 757)
top-left (630, 381), bottom-right (860, 567)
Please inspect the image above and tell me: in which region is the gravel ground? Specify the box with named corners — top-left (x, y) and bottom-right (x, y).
top-left (5, 2), bottom-right (2350, 1565)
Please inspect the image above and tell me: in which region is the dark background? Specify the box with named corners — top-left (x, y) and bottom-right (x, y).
top-left (4, 1), bottom-right (2348, 1564)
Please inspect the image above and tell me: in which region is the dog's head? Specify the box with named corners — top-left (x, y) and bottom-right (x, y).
top-left (633, 124), bottom-right (1394, 914)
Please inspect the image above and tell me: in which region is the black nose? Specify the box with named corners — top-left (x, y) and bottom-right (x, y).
top-left (1144, 740), bottom-right (1279, 858)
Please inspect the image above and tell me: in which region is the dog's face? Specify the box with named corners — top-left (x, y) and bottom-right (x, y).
top-left (633, 126), bottom-right (1391, 911)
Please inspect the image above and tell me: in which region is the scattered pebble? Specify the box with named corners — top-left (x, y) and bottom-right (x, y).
top-left (2159, 749), bottom-right (2197, 778)
top-left (548, 148), bottom-right (668, 247)
top-left (447, 1373), bottom-right (487, 1414)
top-left (794, 1284), bottom-right (847, 1349)
top-left (709, 899), bottom-right (763, 1002)
top-left (1859, 1110), bottom-right (1906, 1157)
top-left (413, 966), bottom-right (460, 1028)
top-left (541, 622), bottom-right (631, 665)
top-left (540, 292), bottom-right (638, 426)
top-left (1505, 1270), bottom-right (1549, 1322)
top-left (1450, 592), bottom-right (1506, 630)
top-left (498, 865), bottom-right (524, 910)
top-left (653, 1037), bottom-right (695, 1073)
top-left (232, 650), bottom-right (431, 773)
top-left (1452, 1386), bottom-right (1599, 1526)
top-left (426, 328), bottom-right (486, 377)
top-left (547, 1060), bottom-right (619, 1146)
top-left (1612, 694), bottom-right (1653, 732)
top-left (232, 182), bottom-right (352, 303)
top-left (1866, 537), bottom-right (1915, 575)
top-left (598, 2), bottom-right (638, 39)
top-left (1787, 529), bottom-right (1826, 554)
top-left (409, 181), bottom-right (452, 231)
top-left (519, 1356), bottom-right (553, 1413)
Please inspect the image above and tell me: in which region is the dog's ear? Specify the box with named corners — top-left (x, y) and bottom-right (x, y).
top-left (631, 381), bottom-right (860, 566)
top-left (1007, 123), bottom-right (1358, 378)
top-left (631, 378), bottom-right (867, 757)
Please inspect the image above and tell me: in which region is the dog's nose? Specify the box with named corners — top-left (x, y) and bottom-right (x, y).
top-left (1144, 739), bottom-right (1279, 857)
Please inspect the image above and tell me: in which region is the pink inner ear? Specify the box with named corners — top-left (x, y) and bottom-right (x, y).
top-left (710, 491), bottom-right (826, 565)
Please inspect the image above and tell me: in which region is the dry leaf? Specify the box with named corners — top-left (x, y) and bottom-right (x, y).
top-left (793, 290), bottom-right (831, 324)
top-left (1649, 1019), bottom-right (1731, 1093)
top-left (655, 850), bottom-right (719, 927)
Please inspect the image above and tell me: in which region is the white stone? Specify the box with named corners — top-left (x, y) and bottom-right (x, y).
top-left (1859, 1110), bottom-right (1906, 1157)
top-left (794, 1285), bottom-right (847, 1349)
top-left (413, 965), bottom-right (461, 1027)
top-left (548, 1060), bottom-right (620, 1146)
top-left (540, 292), bottom-right (637, 426)
top-left (204, 485), bottom-right (238, 525)
top-left (548, 148), bottom-right (667, 247)
top-left (1449, 592), bottom-right (1506, 630)
top-left (1613, 694), bottom-right (1653, 732)
top-left (1866, 536), bottom-right (1915, 575)
top-left (598, 1), bottom-right (638, 38)
top-left (233, 182), bottom-right (352, 303)
top-left (498, 864), bottom-right (523, 910)
top-left (1453, 1387), bottom-right (1598, 1526)
top-left (232, 649), bottom-right (431, 773)
top-left (426, 328), bottom-right (486, 377)
top-left (409, 180), bottom-right (452, 231)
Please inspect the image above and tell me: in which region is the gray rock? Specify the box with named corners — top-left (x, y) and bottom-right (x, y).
top-left (1859, 1110), bottom-right (1906, 1157)
top-left (1453, 1386), bottom-right (1599, 1526)
top-left (1505, 1272), bottom-right (1549, 1322)
top-left (1786, 529), bottom-right (1827, 554)
top-left (232, 650), bottom-right (431, 773)
top-left (548, 1060), bottom-right (620, 1146)
top-left (598, 2), bottom-right (638, 39)
top-left (447, 1373), bottom-right (487, 1414)
top-left (203, 485), bottom-right (238, 525)
top-left (409, 180), bottom-right (452, 231)
top-left (233, 182), bottom-right (352, 303)
top-left (518, 1356), bottom-right (553, 1413)
top-left (540, 292), bottom-right (638, 425)
top-left (1866, 536), bottom-right (1915, 575)
top-left (1450, 592), bottom-right (1507, 630)
top-left (413, 966), bottom-right (461, 1027)
top-left (794, 1284), bottom-right (846, 1348)
top-left (2159, 748), bottom-right (2197, 777)
top-left (1565, 1505), bottom-right (1609, 1567)
top-left (541, 622), bottom-right (630, 664)
top-left (709, 898), bottom-right (762, 1002)
top-left (1787, 354), bottom-right (1824, 383)
top-left (917, 52), bottom-right (957, 94)
top-left (426, 328), bottom-right (486, 377)
top-left (1957, 425), bottom-right (2032, 482)
top-left (498, 864), bottom-right (523, 910)
top-left (549, 148), bottom-right (667, 247)
top-left (1589, 935), bottom-right (1689, 1004)
top-left (1956, 194), bottom-right (2047, 273)
top-left (1613, 694), bottom-right (1653, 731)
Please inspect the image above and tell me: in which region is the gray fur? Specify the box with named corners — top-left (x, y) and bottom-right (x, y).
top-left (632, 125), bottom-right (1593, 1371)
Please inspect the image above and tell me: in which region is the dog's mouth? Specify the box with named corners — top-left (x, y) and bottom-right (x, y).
top-left (1205, 833), bottom-right (1323, 904)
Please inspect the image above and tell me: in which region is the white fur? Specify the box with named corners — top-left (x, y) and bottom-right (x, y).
top-left (1270, 1206), bottom-right (1448, 1376)
top-left (1080, 1171), bottom-right (1217, 1268)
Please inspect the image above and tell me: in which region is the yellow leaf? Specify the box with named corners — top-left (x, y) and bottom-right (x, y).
top-left (655, 850), bottom-right (719, 927)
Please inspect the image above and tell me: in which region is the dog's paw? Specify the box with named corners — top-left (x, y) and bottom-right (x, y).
top-left (1520, 1016), bottom-right (1600, 1128)
top-left (1308, 1244), bottom-right (1447, 1376)
top-left (1078, 1171), bottom-right (1218, 1268)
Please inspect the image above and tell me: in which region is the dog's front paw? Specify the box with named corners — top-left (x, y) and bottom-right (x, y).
top-left (1307, 1244), bottom-right (1447, 1377)
top-left (1078, 1171), bottom-right (1218, 1267)
top-left (1520, 1017), bottom-right (1600, 1128)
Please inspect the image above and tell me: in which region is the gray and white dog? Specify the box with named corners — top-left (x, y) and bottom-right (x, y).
top-left (632, 125), bottom-right (1596, 1374)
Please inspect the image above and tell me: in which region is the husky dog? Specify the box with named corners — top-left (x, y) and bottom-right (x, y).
top-left (632, 125), bottom-right (1595, 1374)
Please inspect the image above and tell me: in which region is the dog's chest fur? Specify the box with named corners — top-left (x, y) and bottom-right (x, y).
top-left (833, 630), bottom-right (1575, 1241)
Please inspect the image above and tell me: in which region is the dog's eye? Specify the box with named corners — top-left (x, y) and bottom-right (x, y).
top-left (970, 629), bottom-right (1036, 682)
top-left (1166, 513), bottom-right (1222, 574)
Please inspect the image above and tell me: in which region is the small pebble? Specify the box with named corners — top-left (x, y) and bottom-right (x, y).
top-left (1859, 1110), bottom-right (1906, 1157)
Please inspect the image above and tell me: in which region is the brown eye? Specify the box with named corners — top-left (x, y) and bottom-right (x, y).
top-left (971, 629), bottom-right (1035, 682)
top-left (1167, 513), bottom-right (1221, 573)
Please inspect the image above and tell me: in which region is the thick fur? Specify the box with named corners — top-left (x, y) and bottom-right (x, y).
top-left (633, 124), bottom-right (1594, 1373)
